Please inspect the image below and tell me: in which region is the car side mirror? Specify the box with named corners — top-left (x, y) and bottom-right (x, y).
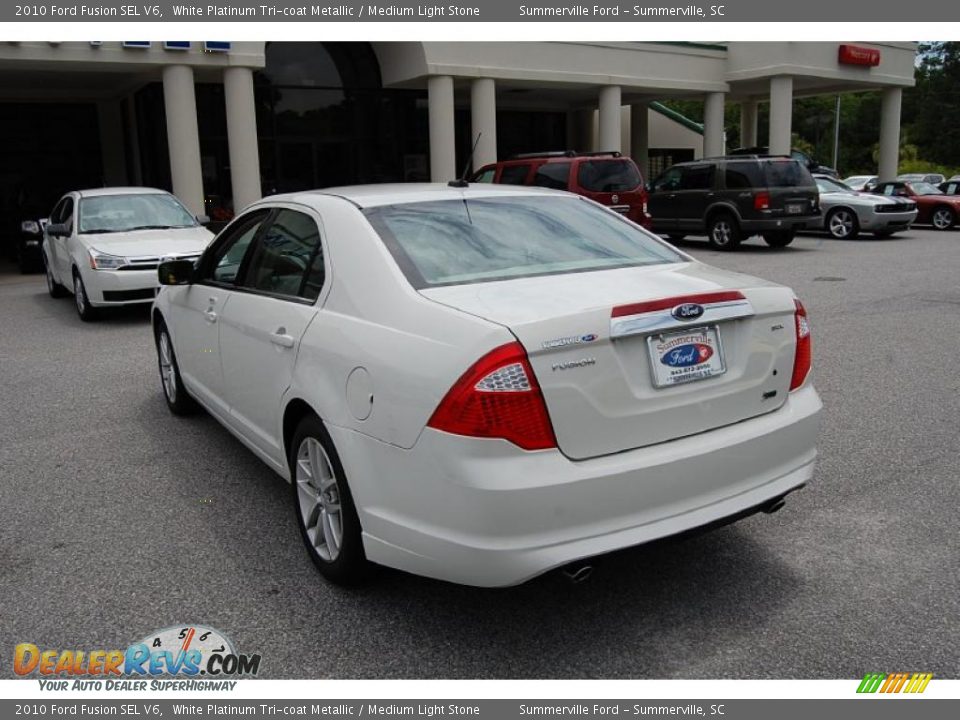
top-left (21, 220), bottom-right (41, 236)
top-left (46, 222), bottom-right (69, 238)
top-left (195, 214), bottom-right (211, 226)
top-left (158, 259), bottom-right (195, 286)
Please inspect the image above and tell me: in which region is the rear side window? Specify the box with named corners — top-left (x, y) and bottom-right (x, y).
top-left (499, 164), bottom-right (532, 185)
top-left (365, 196), bottom-right (681, 288)
top-left (679, 165), bottom-right (715, 191)
top-left (577, 159), bottom-right (642, 192)
top-left (763, 160), bottom-right (814, 188)
top-left (533, 163), bottom-right (571, 190)
top-left (472, 168), bottom-right (495, 183)
top-left (241, 209), bottom-right (324, 301)
top-left (724, 163), bottom-right (759, 189)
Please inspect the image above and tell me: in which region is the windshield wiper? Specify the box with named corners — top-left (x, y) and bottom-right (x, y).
top-left (125, 225), bottom-right (181, 231)
top-left (80, 229), bottom-right (121, 234)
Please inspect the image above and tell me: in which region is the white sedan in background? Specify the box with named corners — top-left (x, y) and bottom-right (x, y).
top-left (43, 188), bottom-right (214, 321)
top-left (152, 184), bottom-right (822, 587)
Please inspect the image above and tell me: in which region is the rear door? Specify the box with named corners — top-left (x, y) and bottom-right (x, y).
top-left (722, 161), bottom-right (762, 220)
top-left (218, 206), bottom-right (325, 461)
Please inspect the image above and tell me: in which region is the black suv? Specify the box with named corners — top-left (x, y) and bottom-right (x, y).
top-left (647, 156), bottom-right (820, 250)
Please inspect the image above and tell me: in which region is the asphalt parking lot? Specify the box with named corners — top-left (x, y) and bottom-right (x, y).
top-left (1, 228), bottom-right (958, 679)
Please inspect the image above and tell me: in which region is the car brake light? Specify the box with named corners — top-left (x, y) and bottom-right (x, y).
top-left (427, 342), bottom-right (557, 451)
top-left (790, 299), bottom-right (812, 391)
top-left (754, 192), bottom-right (771, 210)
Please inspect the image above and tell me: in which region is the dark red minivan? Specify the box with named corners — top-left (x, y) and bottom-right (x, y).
top-left (471, 151), bottom-right (651, 228)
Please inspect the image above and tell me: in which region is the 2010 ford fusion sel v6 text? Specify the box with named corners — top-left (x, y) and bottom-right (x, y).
top-left (151, 184), bottom-right (822, 587)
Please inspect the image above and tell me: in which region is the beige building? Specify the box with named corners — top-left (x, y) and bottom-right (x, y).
top-left (0, 41), bottom-right (917, 224)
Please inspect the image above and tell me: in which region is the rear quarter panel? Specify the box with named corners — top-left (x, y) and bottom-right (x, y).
top-left (287, 197), bottom-right (513, 450)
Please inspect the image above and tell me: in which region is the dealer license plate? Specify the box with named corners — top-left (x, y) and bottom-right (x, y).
top-left (786, 203), bottom-right (804, 214)
top-left (648, 326), bottom-right (726, 388)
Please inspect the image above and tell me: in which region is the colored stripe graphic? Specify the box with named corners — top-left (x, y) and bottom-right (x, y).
top-left (857, 672), bottom-right (932, 694)
top-left (857, 673), bottom-right (886, 693)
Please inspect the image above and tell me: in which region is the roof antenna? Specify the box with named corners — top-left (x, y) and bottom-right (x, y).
top-left (448, 133), bottom-right (482, 188)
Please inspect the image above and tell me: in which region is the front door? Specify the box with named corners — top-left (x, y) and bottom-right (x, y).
top-left (167, 209), bottom-right (271, 416)
top-left (647, 166), bottom-right (683, 232)
top-left (674, 164), bottom-right (716, 232)
top-left (218, 207), bottom-right (327, 464)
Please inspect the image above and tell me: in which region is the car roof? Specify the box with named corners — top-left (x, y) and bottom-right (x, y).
top-left (255, 183), bottom-right (575, 209)
top-left (75, 187), bottom-right (170, 198)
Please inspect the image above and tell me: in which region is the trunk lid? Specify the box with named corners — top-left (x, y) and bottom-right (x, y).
top-left (421, 262), bottom-right (799, 460)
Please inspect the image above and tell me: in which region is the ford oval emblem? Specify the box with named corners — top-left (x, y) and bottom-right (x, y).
top-left (671, 303), bottom-right (705, 321)
top-left (661, 343), bottom-right (713, 368)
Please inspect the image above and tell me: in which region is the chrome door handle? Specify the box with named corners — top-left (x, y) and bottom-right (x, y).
top-left (204, 310), bottom-right (218, 323)
top-left (271, 329), bottom-right (295, 348)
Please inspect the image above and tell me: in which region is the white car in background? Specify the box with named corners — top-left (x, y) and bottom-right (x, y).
top-left (43, 188), bottom-right (214, 321)
top-left (841, 175), bottom-right (878, 192)
top-left (152, 184), bottom-right (822, 587)
top-left (810, 175), bottom-right (917, 239)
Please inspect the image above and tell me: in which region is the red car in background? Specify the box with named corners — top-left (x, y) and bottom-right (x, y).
top-left (471, 151), bottom-right (651, 228)
top-left (871, 180), bottom-right (960, 230)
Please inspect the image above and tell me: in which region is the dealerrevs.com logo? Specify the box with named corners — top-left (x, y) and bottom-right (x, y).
top-left (14, 625), bottom-right (261, 691)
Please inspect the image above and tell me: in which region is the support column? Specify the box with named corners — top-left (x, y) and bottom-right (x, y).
top-left (630, 102), bottom-right (649, 181)
top-left (598, 85), bottom-right (622, 152)
top-left (768, 76), bottom-right (794, 157)
top-left (703, 92), bottom-right (726, 157)
top-left (878, 87), bottom-right (903, 181)
top-left (97, 100), bottom-right (127, 186)
top-left (470, 78), bottom-right (497, 169)
top-left (162, 65), bottom-right (204, 217)
top-left (223, 66), bottom-right (262, 212)
top-left (428, 75), bottom-right (456, 182)
top-left (740, 99), bottom-right (759, 147)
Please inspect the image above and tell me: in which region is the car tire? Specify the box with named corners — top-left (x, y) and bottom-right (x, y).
top-left (931, 206), bottom-right (955, 231)
top-left (826, 208), bottom-right (860, 239)
top-left (707, 213), bottom-right (742, 251)
top-left (762, 230), bottom-right (796, 248)
top-left (72, 271), bottom-right (99, 321)
top-left (290, 414), bottom-right (368, 585)
top-left (44, 257), bottom-right (68, 298)
top-left (155, 321), bottom-right (199, 416)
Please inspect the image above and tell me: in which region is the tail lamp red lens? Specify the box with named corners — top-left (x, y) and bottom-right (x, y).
top-left (754, 192), bottom-right (771, 210)
top-left (790, 299), bottom-right (812, 391)
top-left (427, 342), bottom-right (557, 451)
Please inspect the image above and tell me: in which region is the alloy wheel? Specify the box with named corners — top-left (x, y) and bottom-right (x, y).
top-left (74, 276), bottom-right (85, 314)
top-left (932, 208), bottom-right (954, 230)
top-left (295, 437), bottom-right (343, 562)
top-left (829, 210), bottom-right (855, 238)
top-left (712, 220), bottom-right (732, 246)
top-left (158, 331), bottom-right (177, 403)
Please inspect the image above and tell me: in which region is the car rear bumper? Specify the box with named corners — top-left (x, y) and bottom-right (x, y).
top-left (741, 214), bottom-right (820, 233)
top-left (332, 383), bottom-right (822, 587)
top-left (84, 268), bottom-right (159, 306)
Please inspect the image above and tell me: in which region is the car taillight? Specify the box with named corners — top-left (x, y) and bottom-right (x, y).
top-left (790, 299), bottom-right (812, 391)
top-left (754, 192), bottom-right (771, 210)
top-left (427, 342), bottom-right (557, 451)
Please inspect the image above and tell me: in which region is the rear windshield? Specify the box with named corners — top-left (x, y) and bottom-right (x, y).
top-left (364, 196), bottom-right (681, 288)
top-left (577, 159), bottom-right (642, 192)
top-left (763, 160), bottom-right (814, 188)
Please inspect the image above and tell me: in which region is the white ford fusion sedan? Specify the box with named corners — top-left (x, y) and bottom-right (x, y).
top-left (42, 188), bottom-right (214, 321)
top-left (152, 184), bottom-right (822, 587)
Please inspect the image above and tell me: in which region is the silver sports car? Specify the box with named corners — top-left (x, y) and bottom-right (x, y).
top-left (810, 175), bottom-right (917, 239)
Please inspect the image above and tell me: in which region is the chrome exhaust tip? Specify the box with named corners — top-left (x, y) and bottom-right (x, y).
top-left (560, 563), bottom-right (595, 584)
top-left (762, 497), bottom-right (787, 514)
